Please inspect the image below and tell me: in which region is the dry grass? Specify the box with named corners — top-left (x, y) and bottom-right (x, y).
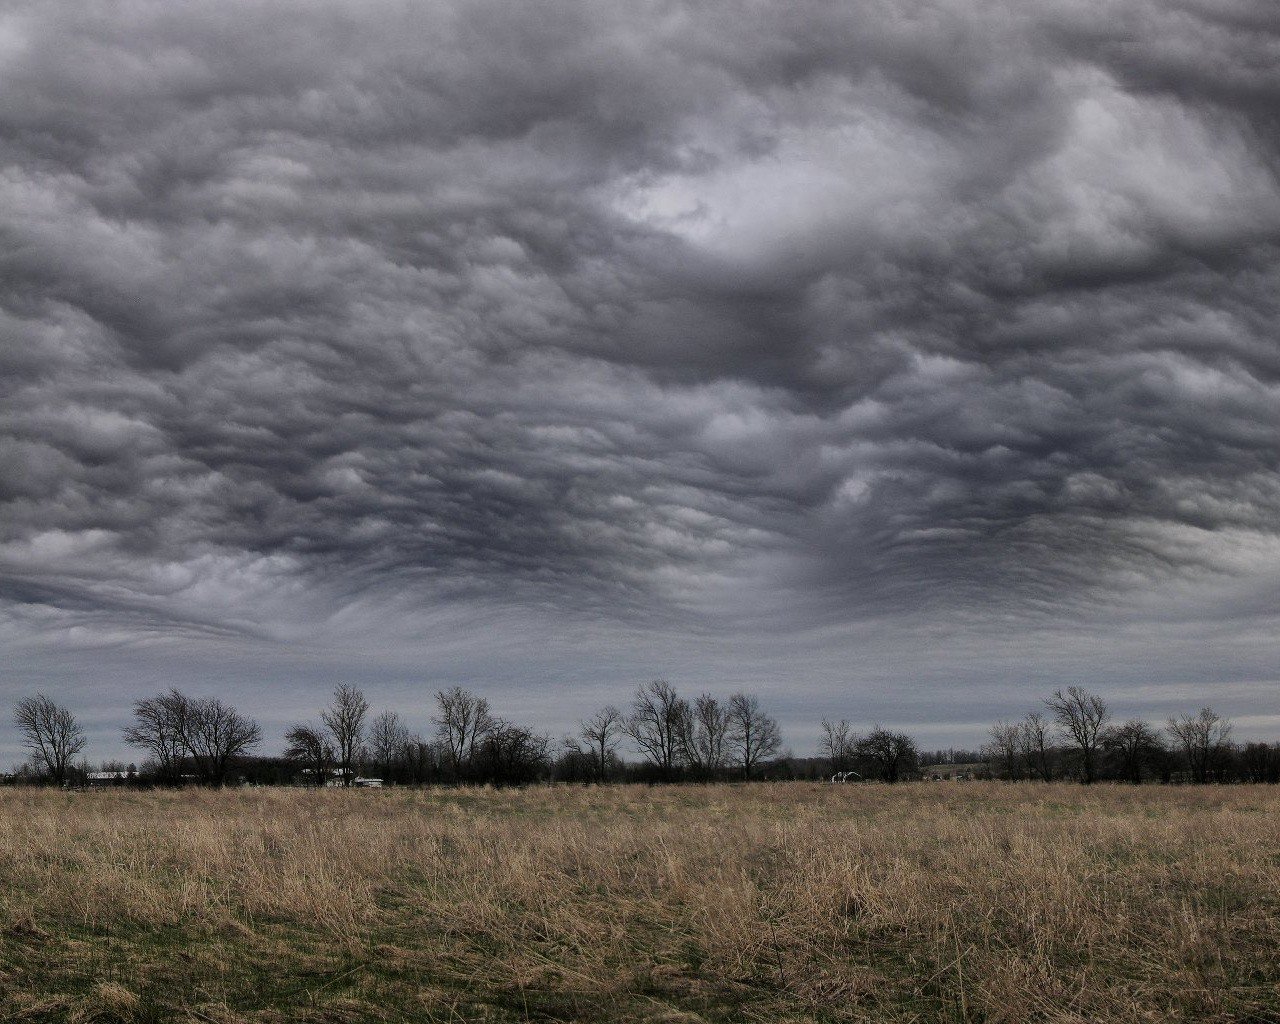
top-left (1, 783), bottom-right (1278, 1023)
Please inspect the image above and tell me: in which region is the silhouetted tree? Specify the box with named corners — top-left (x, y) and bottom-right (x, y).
top-left (123, 691), bottom-right (188, 783)
top-left (284, 723), bottom-right (332, 785)
top-left (181, 696), bottom-right (262, 785)
top-left (625, 680), bottom-right (688, 780)
top-left (398, 736), bottom-right (439, 784)
top-left (322, 686), bottom-right (369, 786)
top-left (555, 737), bottom-right (597, 783)
top-left (820, 718), bottom-right (856, 773)
top-left (1166, 707), bottom-right (1232, 783)
top-left (579, 705), bottom-right (624, 781)
top-left (13, 694), bottom-right (86, 785)
top-left (985, 720), bottom-right (1022, 779)
top-left (854, 725), bottom-right (919, 783)
top-left (125, 689), bottom-right (260, 786)
top-left (434, 686), bottom-right (495, 780)
top-left (471, 721), bottom-right (551, 786)
top-left (682, 693), bottom-right (731, 776)
top-left (1046, 687), bottom-right (1110, 784)
top-left (1105, 719), bottom-right (1163, 784)
top-left (727, 692), bottom-right (782, 779)
top-left (1018, 712), bottom-right (1054, 781)
top-left (368, 710), bottom-right (411, 780)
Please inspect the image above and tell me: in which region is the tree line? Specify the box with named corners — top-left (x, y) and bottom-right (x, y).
top-left (977, 686), bottom-right (1279, 784)
top-left (4, 680), bottom-right (784, 787)
top-left (6, 682), bottom-right (1278, 787)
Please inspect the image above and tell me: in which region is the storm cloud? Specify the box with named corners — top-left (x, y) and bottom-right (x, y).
top-left (3, 0), bottom-right (1280, 755)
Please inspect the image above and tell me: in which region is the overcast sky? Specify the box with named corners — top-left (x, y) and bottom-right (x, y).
top-left (3, 0), bottom-right (1279, 764)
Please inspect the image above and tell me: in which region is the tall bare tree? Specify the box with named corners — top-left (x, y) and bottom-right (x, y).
top-left (985, 720), bottom-right (1022, 779)
top-left (368, 710), bottom-right (411, 779)
top-left (1046, 687), bottom-right (1110, 784)
top-left (434, 686), bottom-right (495, 779)
top-left (322, 686), bottom-right (369, 786)
top-left (1018, 712), bottom-right (1053, 781)
top-left (820, 718), bottom-right (856, 773)
top-left (284, 723), bottom-right (332, 785)
top-left (727, 692), bottom-right (782, 779)
top-left (579, 705), bottom-right (624, 781)
top-left (13, 694), bottom-right (86, 785)
top-left (682, 693), bottom-right (731, 775)
top-left (123, 690), bottom-right (189, 783)
top-left (624, 680), bottom-right (688, 780)
top-left (125, 689), bottom-right (259, 786)
top-left (1166, 707), bottom-right (1232, 784)
top-left (181, 696), bottom-right (262, 785)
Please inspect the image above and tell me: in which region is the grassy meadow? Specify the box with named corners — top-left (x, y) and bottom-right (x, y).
top-left (0, 783), bottom-right (1278, 1023)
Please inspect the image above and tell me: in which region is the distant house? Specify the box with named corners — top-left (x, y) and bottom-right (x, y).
top-left (86, 771), bottom-right (132, 788)
top-left (296, 768), bottom-right (383, 788)
top-left (297, 767), bottom-right (348, 786)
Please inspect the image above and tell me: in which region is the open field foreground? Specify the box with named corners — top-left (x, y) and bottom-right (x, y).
top-left (1, 785), bottom-right (1278, 1024)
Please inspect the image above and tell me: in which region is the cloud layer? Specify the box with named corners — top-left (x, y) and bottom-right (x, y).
top-left (3, 0), bottom-right (1280, 751)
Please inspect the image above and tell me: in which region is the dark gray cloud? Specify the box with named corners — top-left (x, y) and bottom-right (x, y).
top-left (3, 0), bottom-right (1280, 756)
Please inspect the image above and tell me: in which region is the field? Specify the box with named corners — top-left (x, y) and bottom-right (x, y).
top-left (1, 784), bottom-right (1278, 1023)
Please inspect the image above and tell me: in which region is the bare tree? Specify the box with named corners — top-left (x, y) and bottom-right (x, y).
top-left (820, 718), bottom-right (856, 773)
top-left (1018, 712), bottom-right (1053, 781)
top-left (579, 705), bottom-right (624, 781)
top-left (985, 720), bottom-right (1022, 779)
top-left (284, 723), bottom-right (332, 785)
top-left (125, 689), bottom-right (258, 786)
top-left (854, 725), bottom-right (919, 783)
top-left (1045, 687), bottom-right (1110, 784)
top-left (322, 685), bottom-right (369, 786)
top-left (1166, 707), bottom-right (1232, 784)
top-left (471, 721), bottom-right (551, 786)
top-left (434, 686), bottom-right (495, 779)
top-left (13, 694), bottom-right (86, 785)
top-left (681, 693), bottom-right (731, 776)
top-left (368, 710), bottom-right (411, 779)
top-left (624, 680), bottom-right (688, 780)
top-left (727, 692), bottom-right (782, 780)
top-left (1105, 719), bottom-right (1163, 784)
top-left (182, 696), bottom-right (262, 785)
top-left (123, 690), bottom-right (189, 783)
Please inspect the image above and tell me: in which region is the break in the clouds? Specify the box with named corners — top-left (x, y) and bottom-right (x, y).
top-left (2, 0), bottom-right (1280, 753)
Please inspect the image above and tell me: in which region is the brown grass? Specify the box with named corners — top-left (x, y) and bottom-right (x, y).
top-left (1, 783), bottom-right (1278, 1023)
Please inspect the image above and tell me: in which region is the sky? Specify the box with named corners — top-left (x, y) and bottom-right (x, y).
top-left (2, 0), bottom-right (1279, 765)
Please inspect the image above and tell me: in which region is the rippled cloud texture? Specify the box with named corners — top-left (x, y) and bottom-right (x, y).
top-left (3, 0), bottom-right (1279, 755)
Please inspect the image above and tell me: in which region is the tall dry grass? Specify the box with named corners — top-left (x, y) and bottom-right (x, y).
top-left (1, 783), bottom-right (1278, 1022)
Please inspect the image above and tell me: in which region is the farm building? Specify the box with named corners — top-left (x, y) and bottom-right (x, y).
top-left (86, 771), bottom-right (133, 787)
top-left (296, 768), bottom-right (384, 788)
